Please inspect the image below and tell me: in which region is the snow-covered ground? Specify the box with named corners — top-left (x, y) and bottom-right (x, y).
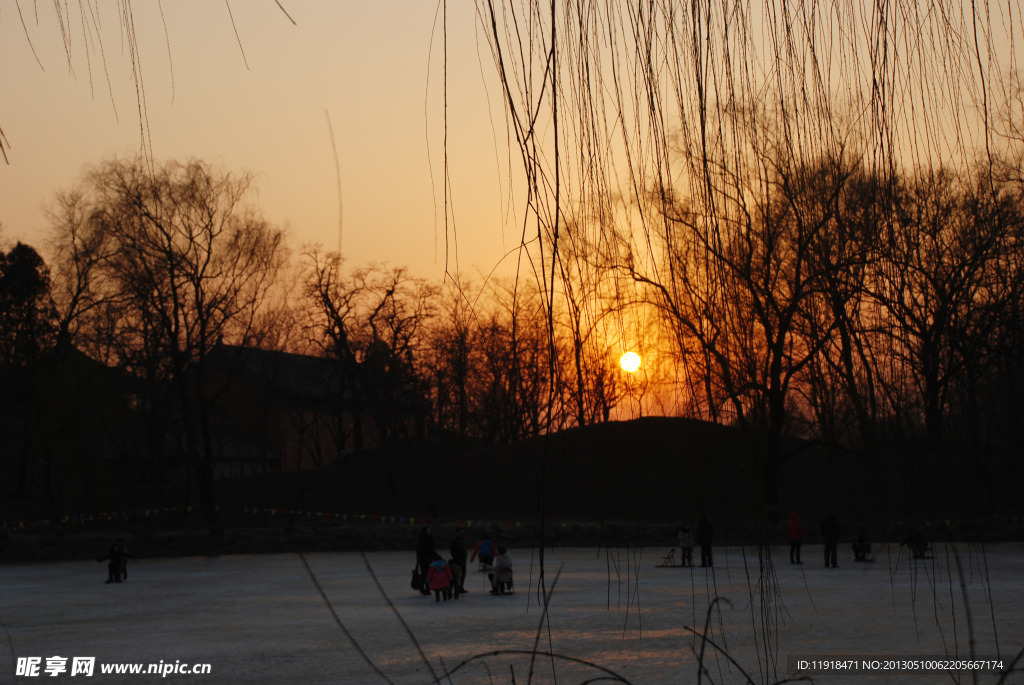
top-left (3, 543), bottom-right (1022, 684)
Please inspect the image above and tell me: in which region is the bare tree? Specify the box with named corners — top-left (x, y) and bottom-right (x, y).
top-left (798, 164), bottom-right (887, 449)
top-left (867, 169), bottom-right (1022, 456)
top-left (46, 189), bottom-right (117, 354)
top-left (625, 150), bottom-right (854, 518)
top-left (303, 249), bottom-right (436, 450)
top-left (426, 280), bottom-right (481, 445)
top-left (50, 157), bottom-right (287, 527)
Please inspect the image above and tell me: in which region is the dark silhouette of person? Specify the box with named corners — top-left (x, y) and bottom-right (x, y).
top-left (697, 514), bottom-right (714, 567)
top-left (450, 526), bottom-right (468, 594)
top-left (852, 527), bottom-right (872, 561)
top-left (901, 528), bottom-right (930, 559)
top-left (788, 512), bottom-right (804, 564)
top-left (415, 526), bottom-right (436, 595)
top-left (470, 534), bottom-right (496, 570)
top-left (820, 513), bottom-right (840, 568)
top-left (97, 539), bottom-right (131, 583)
top-left (677, 524), bottom-right (695, 567)
top-left (448, 557), bottom-right (465, 599)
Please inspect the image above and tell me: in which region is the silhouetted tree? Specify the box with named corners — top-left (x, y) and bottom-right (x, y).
top-left (626, 151), bottom-right (854, 519)
top-left (50, 157), bottom-right (287, 527)
top-left (46, 189), bottom-right (116, 354)
top-left (426, 281), bottom-right (479, 444)
top-left (799, 164), bottom-right (887, 449)
top-left (303, 250), bottom-right (436, 450)
top-left (867, 169), bottom-right (1016, 455)
top-left (0, 241), bottom-right (57, 499)
top-left (0, 242), bottom-right (56, 365)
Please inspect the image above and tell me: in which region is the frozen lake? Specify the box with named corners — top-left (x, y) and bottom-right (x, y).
top-left (3, 543), bottom-right (1022, 683)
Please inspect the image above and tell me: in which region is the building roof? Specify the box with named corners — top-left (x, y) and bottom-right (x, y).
top-left (205, 344), bottom-right (354, 405)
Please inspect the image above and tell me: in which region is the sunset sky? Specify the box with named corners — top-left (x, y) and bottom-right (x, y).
top-left (4, 2), bottom-right (1019, 286)
top-left (0, 2), bottom-right (518, 281)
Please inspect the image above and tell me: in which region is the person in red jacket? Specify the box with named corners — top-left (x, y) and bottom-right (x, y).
top-left (426, 555), bottom-right (454, 602)
top-left (788, 512), bottom-right (804, 564)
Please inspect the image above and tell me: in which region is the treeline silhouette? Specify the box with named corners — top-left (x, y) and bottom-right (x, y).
top-left (622, 157), bottom-right (1024, 519)
top-left (1, 155), bottom-right (1022, 525)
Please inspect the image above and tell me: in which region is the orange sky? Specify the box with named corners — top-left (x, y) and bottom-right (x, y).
top-left (4, 1), bottom-right (1020, 288)
top-left (0, 2), bottom-right (520, 281)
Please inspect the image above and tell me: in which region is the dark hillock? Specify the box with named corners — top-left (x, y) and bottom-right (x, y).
top-left (5, 417), bottom-right (1023, 561)
top-left (217, 417), bottom-right (756, 524)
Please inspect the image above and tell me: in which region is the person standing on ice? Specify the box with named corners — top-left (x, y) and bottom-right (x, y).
top-left (97, 539), bottom-right (131, 583)
top-left (697, 514), bottom-right (714, 567)
top-left (820, 512), bottom-right (840, 568)
top-left (426, 555), bottom-right (454, 602)
top-left (677, 525), bottom-right (695, 566)
top-left (788, 512), bottom-right (805, 564)
top-left (450, 527), bottom-right (469, 594)
top-left (416, 526), bottom-right (436, 595)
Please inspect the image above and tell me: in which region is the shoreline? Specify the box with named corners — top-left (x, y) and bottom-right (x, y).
top-left (3, 517), bottom-right (1022, 563)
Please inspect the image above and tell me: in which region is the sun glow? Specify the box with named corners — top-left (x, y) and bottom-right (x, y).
top-left (619, 351), bottom-right (642, 373)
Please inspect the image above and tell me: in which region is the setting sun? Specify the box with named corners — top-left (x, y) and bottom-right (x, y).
top-left (619, 351), bottom-right (642, 373)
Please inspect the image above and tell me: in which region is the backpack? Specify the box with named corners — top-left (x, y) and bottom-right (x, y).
top-left (480, 540), bottom-right (493, 556)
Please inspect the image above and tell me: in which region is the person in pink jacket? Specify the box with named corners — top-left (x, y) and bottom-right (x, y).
top-left (426, 555), bottom-right (454, 602)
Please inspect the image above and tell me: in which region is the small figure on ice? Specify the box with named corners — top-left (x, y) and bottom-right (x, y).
top-left (820, 512), bottom-right (840, 568)
top-left (852, 527), bottom-right (873, 562)
top-left (901, 529), bottom-right (931, 559)
top-left (97, 539), bottom-right (132, 584)
top-left (426, 555), bottom-right (454, 602)
top-left (677, 524), bottom-right (694, 567)
top-left (470, 534), bottom-right (496, 571)
top-left (487, 547), bottom-right (514, 595)
top-left (450, 527), bottom-right (469, 595)
top-left (788, 512), bottom-right (804, 564)
top-left (697, 513), bottom-right (715, 567)
top-left (415, 526), bottom-right (436, 596)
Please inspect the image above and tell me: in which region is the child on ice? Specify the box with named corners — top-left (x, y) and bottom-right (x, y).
top-left (470, 534), bottom-right (496, 570)
top-left (426, 555), bottom-right (454, 602)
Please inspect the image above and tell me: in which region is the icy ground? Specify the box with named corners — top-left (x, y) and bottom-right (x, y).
top-left (3, 543), bottom-right (1023, 684)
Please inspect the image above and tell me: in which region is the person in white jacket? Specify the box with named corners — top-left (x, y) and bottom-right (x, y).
top-left (487, 547), bottom-right (513, 594)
